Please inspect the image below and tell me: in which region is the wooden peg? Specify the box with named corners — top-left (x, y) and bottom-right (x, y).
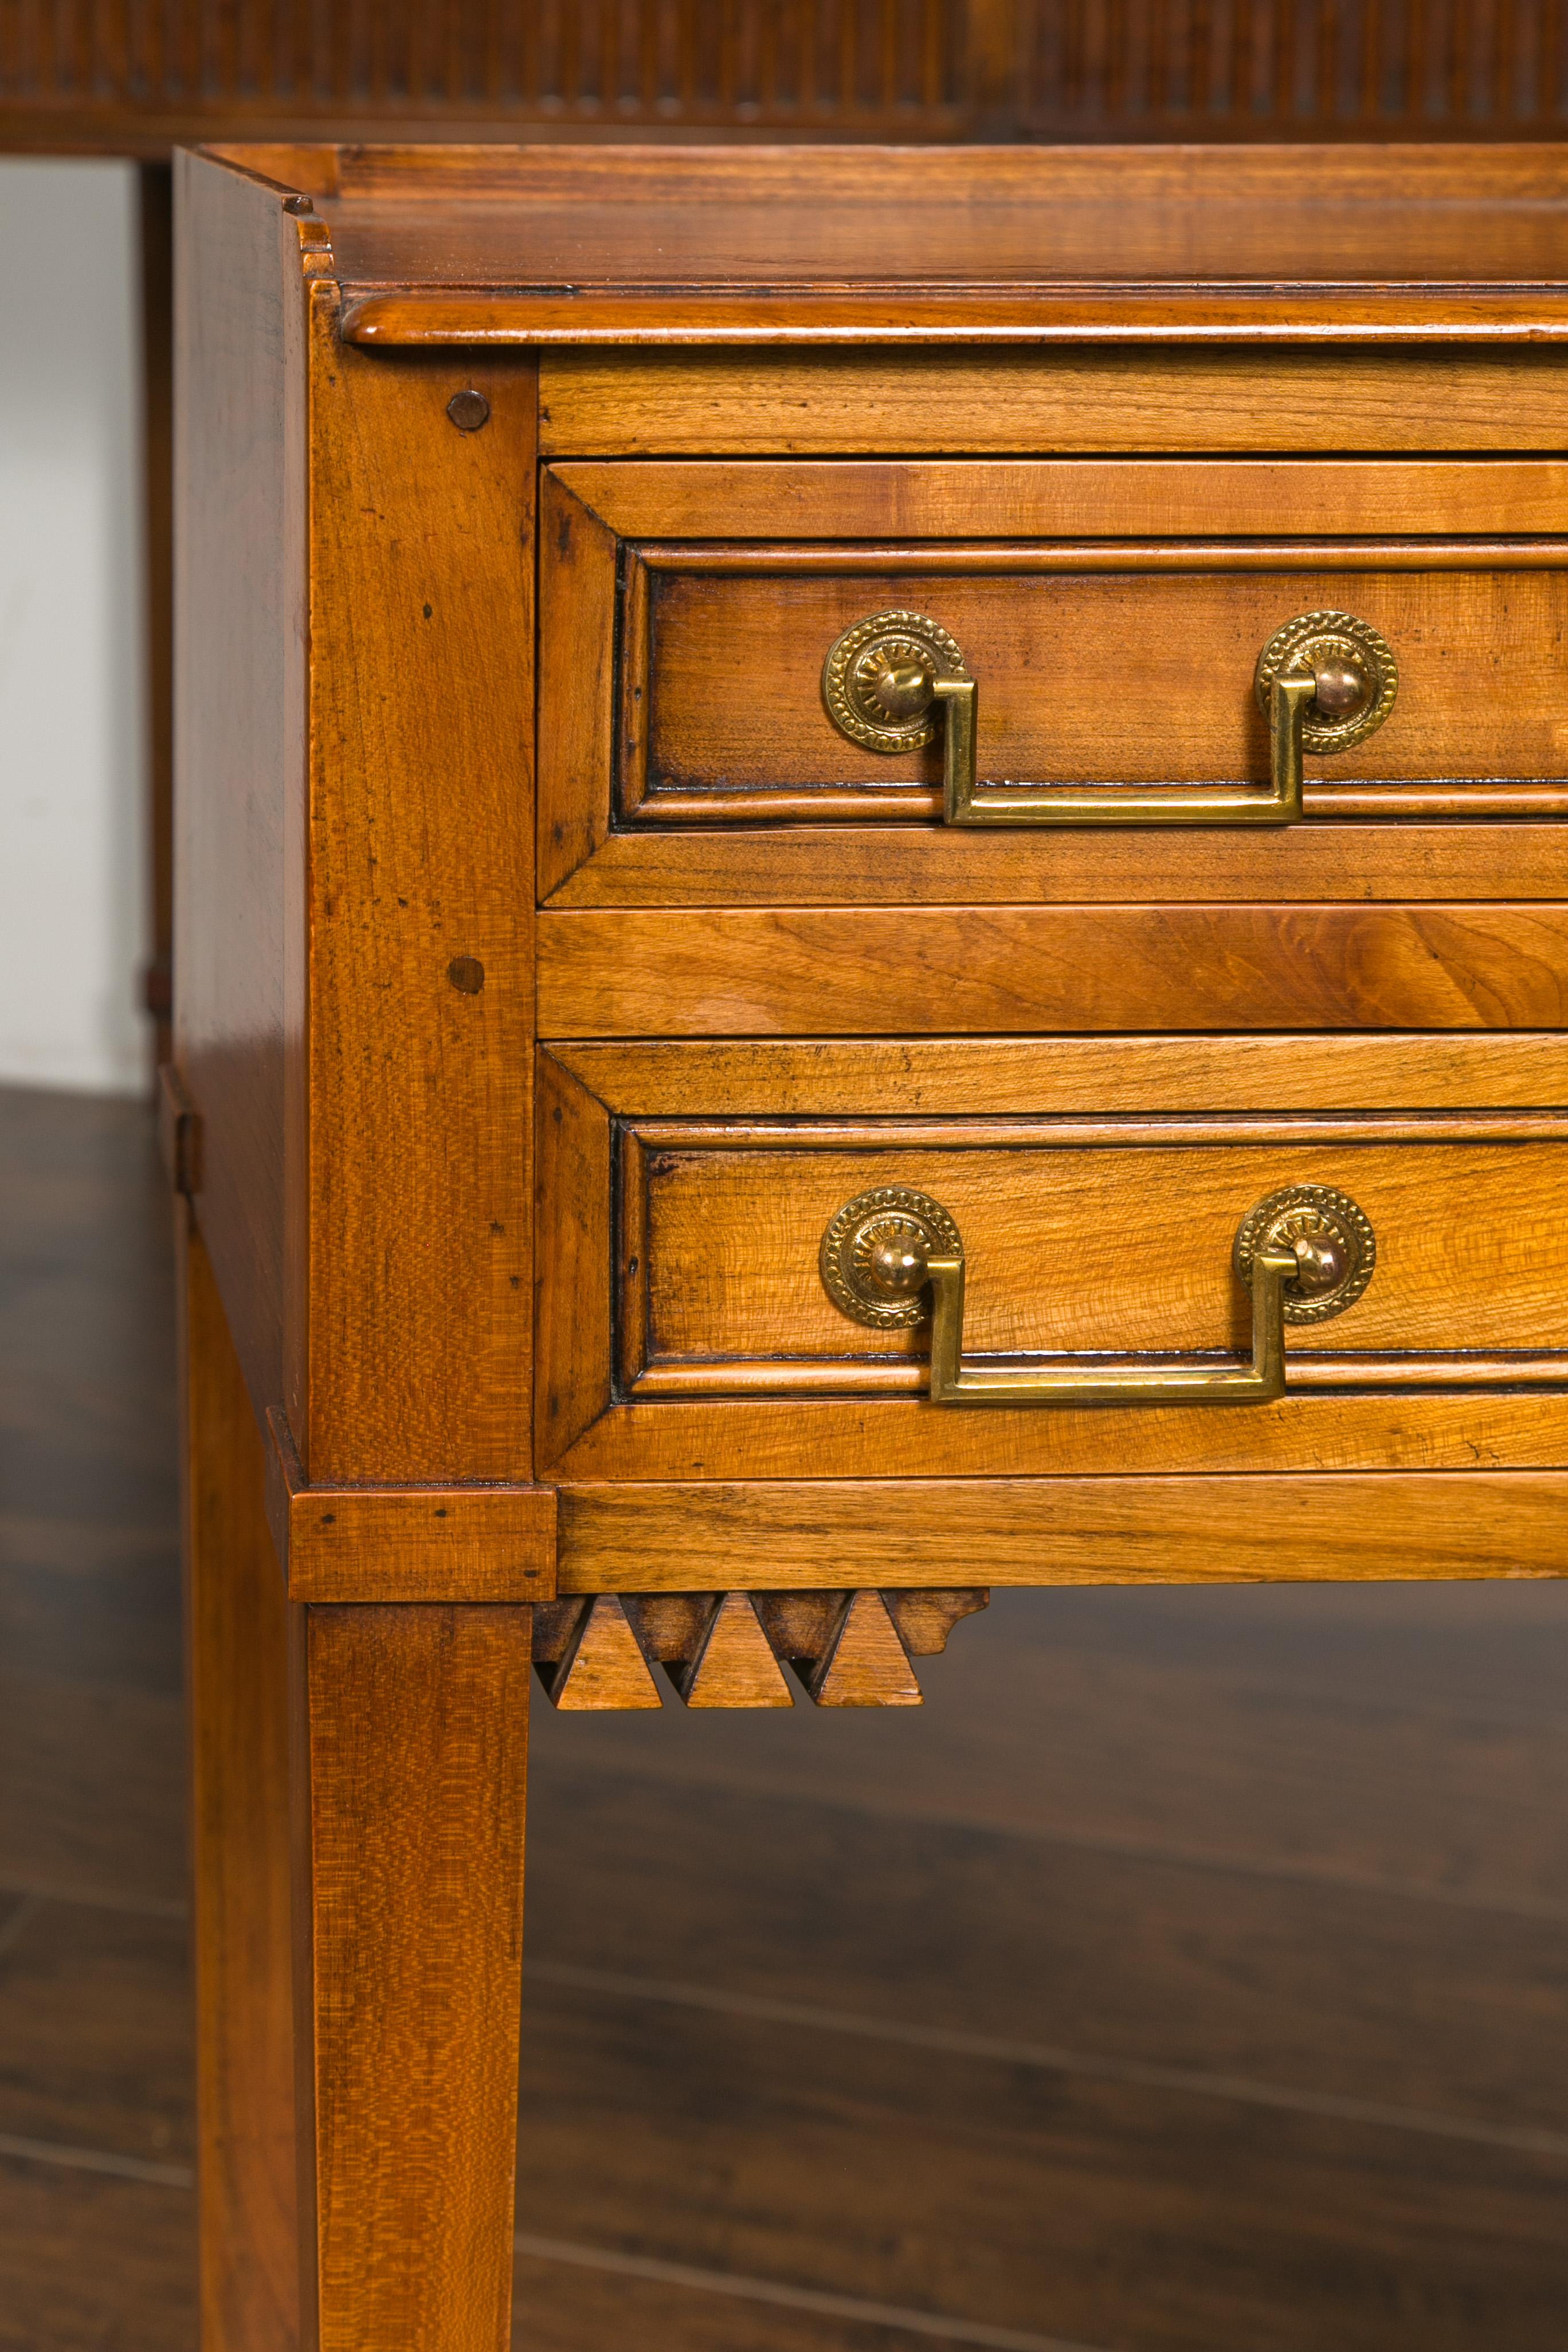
top-left (672, 1592), bottom-right (794, 1709)
top-left (537, 1595), bottom-right (662, 1711)
top-left (807, 1591), bottom-right (923, 1708)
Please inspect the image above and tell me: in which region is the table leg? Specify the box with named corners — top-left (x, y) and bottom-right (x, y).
top-left (293, 1601), bottom-right (531, 2352)
top-left (185, 1208), bottom-right (532, 2348)
top-left (182, 1217), bottom-right (299, 2349)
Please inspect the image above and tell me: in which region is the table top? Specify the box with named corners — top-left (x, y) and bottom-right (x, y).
top-left (208, 140), bottom-right (1568, 344)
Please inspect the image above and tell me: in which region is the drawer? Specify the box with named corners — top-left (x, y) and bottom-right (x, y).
top-left (536, 1039), bottom-right (1568, 1484)
top-left (539, 457), bottom-right (1568, 908)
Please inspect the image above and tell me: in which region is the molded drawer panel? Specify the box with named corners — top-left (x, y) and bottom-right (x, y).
top-left (539, 458), bottom-right (1568, 909)
top-left (535, 1040), bottom-right (1568, 1484)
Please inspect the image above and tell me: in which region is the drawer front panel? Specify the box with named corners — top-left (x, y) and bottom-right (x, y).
top-left (535, 1045), bottom-right (1568, 1481)
top-left (539, 460), bottom-right (1568, 903)
top-left (638, 565), bottom-right (1566, 811)
top-left (630, 1131), bottom-right (1565, 1378)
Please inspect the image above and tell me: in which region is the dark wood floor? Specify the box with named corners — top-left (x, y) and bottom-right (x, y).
top-left (2, 1082), bottom-right (1566, 2352)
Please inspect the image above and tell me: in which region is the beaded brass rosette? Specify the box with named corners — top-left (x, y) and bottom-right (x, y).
top-left (1253, 610), bottom-right (1398, 756)
top-left (1233, 1184), bottom-right (1377, 1324)
top-left (819, 1186), bottom-right (963, 1328)
top-left (821, 610), bottom-right (968, 754)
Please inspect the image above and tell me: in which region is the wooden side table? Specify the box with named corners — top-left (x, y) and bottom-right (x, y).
top-left (175, 141), bottom-right (1568, 2351)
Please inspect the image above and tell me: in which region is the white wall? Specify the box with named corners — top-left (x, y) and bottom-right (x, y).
top-left (0, 160), bottom-right (148, 1095)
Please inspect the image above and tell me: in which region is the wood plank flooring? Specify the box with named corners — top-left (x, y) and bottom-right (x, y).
top-left (2, 1082), bottom-right (1566, 2350)
top-left (0, 1086), bottom-right (194, 2349)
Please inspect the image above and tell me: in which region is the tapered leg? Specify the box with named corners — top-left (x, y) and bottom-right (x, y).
top-left (186, 1206), bottom-right (532, 2347)
top-left (295, 1602), bottom-right (531, 2352)
top-left (182, 1218), bottom-right (300, 2350)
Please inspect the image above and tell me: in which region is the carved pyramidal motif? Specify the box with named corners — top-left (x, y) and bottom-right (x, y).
top-left (530, 1589), bottom-right (989, 1710)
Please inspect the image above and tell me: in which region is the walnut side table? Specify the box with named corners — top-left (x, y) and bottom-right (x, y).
top-left (173, 141), bottom-right (1568, 2352)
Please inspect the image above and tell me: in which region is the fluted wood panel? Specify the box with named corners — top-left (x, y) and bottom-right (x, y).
top-left (1015, 1), bottom-right (1568, 137)
top-left (0, 0), bottom-right (967, 142)
top-left (5, 2), bottom-right (1568, 150)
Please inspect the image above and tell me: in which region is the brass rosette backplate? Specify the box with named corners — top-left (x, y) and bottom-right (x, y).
top-left (820, 1186), bottom-right (962, 1328)
top-left (822, 610), bottom-right (969, 754)
top-left (1232, 1184), bottom-right (1377, 1324)
top-left (1253, 610), bottom-right (1398, 755)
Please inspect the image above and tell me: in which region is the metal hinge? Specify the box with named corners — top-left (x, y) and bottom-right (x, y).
top-left (156, 1064), bottom-right (202, 1198)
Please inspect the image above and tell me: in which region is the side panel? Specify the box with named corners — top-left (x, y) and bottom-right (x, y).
top-left (174, 150), bottom-right (319, 1430)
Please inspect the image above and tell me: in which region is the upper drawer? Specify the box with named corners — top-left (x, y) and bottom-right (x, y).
top-left (538, 458), bottom-right (1568, 905)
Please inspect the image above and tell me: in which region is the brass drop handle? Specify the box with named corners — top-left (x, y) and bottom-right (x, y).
top-left (822, 609), bottom-right (1397, 828)
top-left (820, 1185), bottom-right (1375, 1407)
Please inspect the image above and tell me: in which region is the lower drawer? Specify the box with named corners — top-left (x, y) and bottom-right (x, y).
top-left (536, 1037), bottom-right (1568, 1486)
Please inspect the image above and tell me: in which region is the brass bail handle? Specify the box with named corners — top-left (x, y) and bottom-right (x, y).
top-left (1254, 609), bottom-right (1400, 821)
top-left (819, 1185), bottom-right (1375, 1407)
top-left (821, 608), bottom-right (1397, 829)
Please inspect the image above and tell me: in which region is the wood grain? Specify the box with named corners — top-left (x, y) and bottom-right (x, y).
top-left (545, 1390), bottom-right (1568, 1482)
top-left (538, 487), bottom-right (1568, 893)
top-left (297, 142), bottom-right (1568, 291)
top-left (18, 28), bottom-right (1568, 147)
top-left (364, 286), bottom-right (1568, 346)
top-left (537, 905), bottom-right (1568, 1037)
top-left (300, 1604), bottom-right (531, 2352)
top-left (174, 136), bottom-right (1568, 2352)
top-left (528, 1589), bottom-right (986, 1708)
top-left (638, 563), bottom-right (1568, 794)
top-left (0, 2), bottom-right (969, 151)
top-left (0, 1896), bottom-right (191, 2165)
top-left (542, 821), bottom-right (1568, 907)
top-left (517, 1967), bottom-right (1568, 2352)
top-left (549, 1034), bottom-right (1568, 1116)
top-left (539, 1597), bottom-right (664, 1712)
top-left (13, 1083), bottom-right (1568, 2352)
top-left (181, 1218), bottom-right (299, 2352)
top-left (534, 1052), bottom-right (614, 1467)
top-left (538, 472), bottom-right (618, 900)
top-left (304, 304), bottom-right (536, 1483)
top-left (675, 1594), bottom-right (795, 1710)
top-left (173, 151), bottom-right (322, 1433)
top-left (554, 457), bottom-right (1568, 542)
top-left (0, 2167), bottom-right (196, 2352)
top-left (554, 1473), bottom-right (1568, 1590)
top-left (538, 349), bottom-right (1568, 457)
top-left (807, 1593), bottom-right (923, 1707)
top-left (627, 1128), bottom-right (1568, 1367)
top-left (523, 1648), bottom-right (1568, 2111)
top-left (262, 1412), bottom-right (556, 1604)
